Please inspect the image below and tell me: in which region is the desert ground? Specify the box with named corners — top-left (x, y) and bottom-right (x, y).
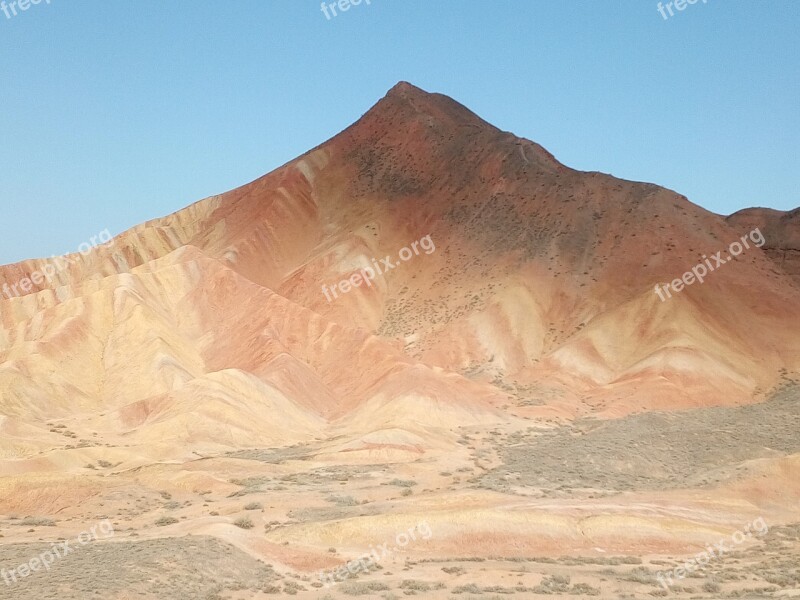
top-left (2, 381), bottom-right (799, 598)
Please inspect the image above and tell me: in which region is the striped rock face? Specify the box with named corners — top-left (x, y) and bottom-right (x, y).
top-left (1, 83), bottom-right (799, 599)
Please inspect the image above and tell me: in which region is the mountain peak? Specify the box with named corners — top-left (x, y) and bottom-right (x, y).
top-left (385, 80), bottom-right (430, 99)
top-left (358, 81), bottom-right (497, 135)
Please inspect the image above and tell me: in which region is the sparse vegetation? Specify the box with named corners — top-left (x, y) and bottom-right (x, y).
top-left (533, 574), bottom-right (571, 594)
top-left (570, 582), bottom-right (601, 595)
top-left (621, 566), bottom-right (655, 584)
top-left (233, 517), bottom-right (254, 529)
top-left (0, 536), bottom-right (279, 599)
top-left (339, 581), bottom-right (392, 595)
top-left (325, 494), bottom-right (360, 507)
top-left (282, 580), bottom-right (306, 595)
top-left (452, 583), bottom-right (482, 594)
top-left (388, 479), bottom-right (417, 488)
top-left (480, 384), bottom-right (800, 495)
top-left (399, 579), bottom-right (445, 592)
top-left (17, 517), bottom-right (56, 527)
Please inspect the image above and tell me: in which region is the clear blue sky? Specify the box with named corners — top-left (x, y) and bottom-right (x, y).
top-left (1, 0), bottom-right (797, 264)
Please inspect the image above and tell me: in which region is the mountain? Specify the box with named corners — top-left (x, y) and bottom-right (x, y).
top-left (1, 83), bottom-right (799, 599)
top-left (2, 83), bottom-right (797, 427)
